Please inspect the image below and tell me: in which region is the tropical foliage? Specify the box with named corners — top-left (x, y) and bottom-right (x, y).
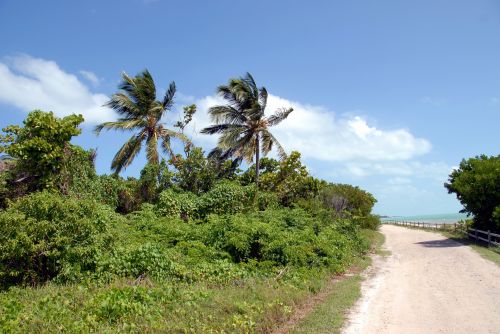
top-left (201, 73), bottom-right (293, 188)
top-left (0, 72), bottom-right (383, 333)
top-left (0, 110), bottom-right (83, 191)
top-left (95, 70), bottom-right (190, 174)
top-left (445, 155), bottom-right (500, 231)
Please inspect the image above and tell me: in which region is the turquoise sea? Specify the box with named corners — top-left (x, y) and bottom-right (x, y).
top-left (381, 212), bottom-right (470, 224)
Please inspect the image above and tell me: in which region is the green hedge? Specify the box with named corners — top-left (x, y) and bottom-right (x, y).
top-left (0, 191), bottom-right (116, 288)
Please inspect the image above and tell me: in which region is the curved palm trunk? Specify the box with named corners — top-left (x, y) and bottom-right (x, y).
top-left (254, 133), bottom-right (260, 203)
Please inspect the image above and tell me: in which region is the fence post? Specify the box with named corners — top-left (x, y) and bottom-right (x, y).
top-left (475, 229), bottom-right (478, 243)
top-left (488, 230), bottom-right (491, 247)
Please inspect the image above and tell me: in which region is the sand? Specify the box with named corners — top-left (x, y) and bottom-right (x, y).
top-left (343, 224), bottom-right (500, 334)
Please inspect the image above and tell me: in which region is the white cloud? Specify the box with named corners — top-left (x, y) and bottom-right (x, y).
top-left (340, 161), bottom-right (452, 180)
top-left (79, 70), bottom-right (100, 85)
top-left (0, 54), bottom-right (115, 124)
top-left (184, 93), bottom-right (431, 162)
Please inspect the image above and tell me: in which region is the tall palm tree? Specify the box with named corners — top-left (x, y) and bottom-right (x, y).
top-left (201, 72), bottom-right (293, 188)
top-left (95, 70), bottom-right (189, 174)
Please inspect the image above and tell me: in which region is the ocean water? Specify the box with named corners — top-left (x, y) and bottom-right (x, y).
top-left (381, 213), bottom-right (470, 224)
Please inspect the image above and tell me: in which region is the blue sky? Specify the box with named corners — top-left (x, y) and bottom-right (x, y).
top-left (0, 0), bottom-right (499, 215)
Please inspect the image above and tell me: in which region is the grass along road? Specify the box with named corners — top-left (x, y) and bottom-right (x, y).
top-left (342, 225), bottom-right (500, 334)
top-left (279, 230), bottom-right (385, 334)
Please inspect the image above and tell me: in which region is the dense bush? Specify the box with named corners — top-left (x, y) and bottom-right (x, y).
top-left (199, 209), bottom-right (365, 270)
top-left (197, 181), bottom-right (250, 217)
top-left (171, 147), bottom-right (218, 195)
top-left (157, 189), bottom-right (198, 220)
top-left (248, 152), bottom-right (322, 206)
top-left (445, 155), bottom-right (500, 231)
top-left (318, 183), bottom-right (377, 218)
top-left (356, 214), bottom-right (381, 230)
top-left (0, 192), bottom-right (115, 288)
top-left (0, 110), bottom-right (84, 190)
top-left (256, 191), bottom-right (280, 211)
top-left (96, 244), bottom-right (178, 281)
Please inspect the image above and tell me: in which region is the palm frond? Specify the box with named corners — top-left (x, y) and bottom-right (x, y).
top-left (162, 81), bottom-right (176, 110)
top-left (139, 69), bottom-right (157, 107)
top-left (242, 72), bottom-right (259, 99)
top-left (160, 127), bottom-right (190, 143)
top-left (246, 103), bottom-right (265, 121)
top-left (217, 85), bottom-right (246, 111)
top-left (267, 107), bottom-right (293, 127)
top-left (111, 132), bottom-right (145, 174)
top-left (160, 135), bottom-right (174, 158)
top-left (105, 93), bottom-right (140, 117)
top-left (94, 119), bottom-right (146, 135)
top-left (258, 87), bottom-right (268, 112)
top-left (217, 127), bottom-right (249, 149)
top-left (200, 123), bottom-right (247, 135)
top-left (118, 72), bottom-right (137, 98)
top-left (208, 105), bottom-right (247, 125)
top-left (219, 130), bottom-right (255, 163)
top-left (119, 70), bottom-right (156, 114)
top-left (261, 130), bottom-right (286, 159)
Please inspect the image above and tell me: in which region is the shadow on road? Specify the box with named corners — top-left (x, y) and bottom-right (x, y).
top-left (415, 239), bottom-right (463, 248)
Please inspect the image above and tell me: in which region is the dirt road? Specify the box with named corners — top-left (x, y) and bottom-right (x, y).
top-left (343, 224), bottom-right (500, 334)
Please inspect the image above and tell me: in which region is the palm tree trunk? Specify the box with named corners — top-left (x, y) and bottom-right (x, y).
top-left (254, 134), bottom-right (260, 206)
top-left (255, 134), bottom-right (260, 188)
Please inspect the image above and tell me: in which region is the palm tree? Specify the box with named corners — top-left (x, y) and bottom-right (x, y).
top-left (201, 72), bottom-right (293, 188)
top-left (95, 70), bottom-right (189, 174)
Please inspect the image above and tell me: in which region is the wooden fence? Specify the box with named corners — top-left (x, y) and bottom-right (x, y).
top-left (384, 220), bottom-right (500, 248)
top-left (383, 220), bottom-right (458, 230)
top-left (466, 227), bottom-right (500, 247)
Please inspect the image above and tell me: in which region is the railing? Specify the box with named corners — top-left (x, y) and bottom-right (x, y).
top-left (383, 220), bottom-right (459, 230)
top-left (466, 227), bottom-right (500, 247)
top-left (384, 220), bottom-right (500, 247)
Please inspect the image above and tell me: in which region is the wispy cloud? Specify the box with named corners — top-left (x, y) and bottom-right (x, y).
top-left (340, 161), bottom-right (452, 180)
top-left (0, 54), bottom-right (115, 124)
top-left (79, 70), bottom-right (100, 86)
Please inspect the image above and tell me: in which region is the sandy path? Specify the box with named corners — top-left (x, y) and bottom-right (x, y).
top-left (343, 224), bottom-right (500, 334)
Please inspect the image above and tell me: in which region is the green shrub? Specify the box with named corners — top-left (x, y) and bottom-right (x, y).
top-left (318, 183), bottom-right (377, 218)
top-left (157, 189), bottom-right (198, 220)
top-left (0, 110), bottom-right (84, 190)
top-left (198, 181), bottom-right (249, 217)
top-left (244, 186), bottom-right (280, 211)
top-left (87, 286), bottom-right (158, 323)
top-left (0, 192), bottom-right (116, 288)
top-left (357, 214), bottom-right (381, 230)
top-left (59, 148), bottom-right (142, 213)
top-left (96, 244), bottom-right (178, 281)
top-left (199, 209), bottom-right (362, 270)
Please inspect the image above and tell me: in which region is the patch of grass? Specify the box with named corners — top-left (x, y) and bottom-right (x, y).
top-left (291, 275), bottom-right (364, 334)
top-left (0, 277), bottom-right (323, 333)
top-left (362, 229), bottom-right (389, 257)
top-left (290, 230), bottom-right (384, 334)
